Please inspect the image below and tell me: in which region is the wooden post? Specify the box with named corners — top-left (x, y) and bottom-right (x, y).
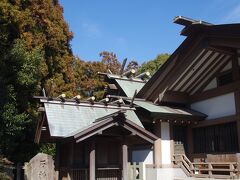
top-left (190, 163), bottom-right (194, 176)
top-left (16, 162), bottom-right (21, 180)
top-left (208, 163), bottom-right (213, 178)
top-left (154, 139), bottom-right (161, 168)
top-left (89, 140), bottom-right (95, 180)
top-left (122, 143), bottom-right (128, 180)
top-left (55, 143), bottom-right (60, 180)
top-left (233, 53), bottom-right (240, 150)
top-left (235, 91), bottom-right (240, 150)
top-left (153, 120), bottom-right (162, 167)
top-left (67, 142), bottom-right (74, 179)
top-left (230, 164), bottom-right (235, 178)
top-left (69, 142), bottom-right (74, 166)
top-left (170, 123), bottom-right (174, 167)
top-left (232, 54), bottom-right (240, 82)
top-left (187, 126), bottom-right (193, 161)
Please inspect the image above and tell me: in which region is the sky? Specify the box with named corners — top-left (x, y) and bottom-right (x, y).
top-left (59, 0), bottom-right (240, 64)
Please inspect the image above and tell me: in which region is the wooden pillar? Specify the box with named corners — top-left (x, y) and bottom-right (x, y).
top-left (69, 142), bottom-right (74, 166)
top-left (232, 53), bottom-right (240, 81)
top-left (89, 140), bottom-right (95, 180)
top-left (122, 143), bottom-right (128, 180)
top-left (233, 53), bottom-right (240, 150)
top-left (154, 139), bottom-right (161, 167)
top-left (235, 91), bottom-right (240, 150)
top-left (170, 123), bottom-right (174, 166)
top-left (55, 143), bottom-right (60, 180)
top-left (153, 120), bottom-right (162, 167)
top-left (160, 122), bottom-right (171, 166)
top-left (16, 163), bottom-right (21, 180)
top-left (187, 126), bottom-right (194, 161)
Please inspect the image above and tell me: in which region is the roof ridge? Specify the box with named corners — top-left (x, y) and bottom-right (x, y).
top-left (94, 110), bottom-right (126, 123)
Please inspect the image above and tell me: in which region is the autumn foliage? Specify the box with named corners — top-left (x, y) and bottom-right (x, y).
top-left (0, 0), bottom-right (170, 162)
top-left (0, 0), bottom-right (76, 162)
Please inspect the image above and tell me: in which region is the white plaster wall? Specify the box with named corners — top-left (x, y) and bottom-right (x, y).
top-left (132, 149), bottom-right (153, 164)
top-left (191, 93), bottom-right (236, 119)
top-left (203, 78), bottom-right (217, 91)
top-left (161, 122), bottom-right (171, 165)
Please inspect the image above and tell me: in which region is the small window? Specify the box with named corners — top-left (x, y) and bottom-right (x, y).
top-left (217, 72), bottom-right (233, 86)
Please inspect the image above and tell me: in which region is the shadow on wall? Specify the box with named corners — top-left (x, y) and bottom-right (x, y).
top-left (132, 150), bottom-right (153, 164)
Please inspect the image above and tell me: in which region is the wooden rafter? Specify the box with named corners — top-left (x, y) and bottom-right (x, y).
top-left (170, 49), bottom-right (208, 90)
top-left (176, 50), bottom-right (216, 92)
top-left (71, 112), bottom-right (158, 144)
top-left (34, 114), bottom-right (45, 144)
top-left (138, 23), bottom-right (240, 102)
top-left (190, 55), bottom-right (231, 95)
top-left (151, 39), bottom-right (207, 102)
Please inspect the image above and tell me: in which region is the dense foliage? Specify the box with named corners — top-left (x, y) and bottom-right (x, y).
top-left (0, 172), bottom-right (9, 180)
top-left (0, 0), bottom-right (170, 163)
top-left (74, 51), bottom-right (123, 100)
top-left (139, 53), bottom-right (170, 75)
top-left (0, 0), bottom-right (75, 162)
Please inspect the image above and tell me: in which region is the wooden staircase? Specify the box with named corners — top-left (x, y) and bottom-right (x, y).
top-left (174, 143), bottom-right (186, 155)
top-left (173, 154), bottom-right (240, 179)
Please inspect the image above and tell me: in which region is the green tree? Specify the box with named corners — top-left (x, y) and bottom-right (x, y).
top-left (139, 53), bottom-right (170, 75)
top-left (0, 39), bottom-right (43, 162)
top-left (0, 0), bottom-right (76, 162)
top-left (0, 0), bottom-right (170, 164)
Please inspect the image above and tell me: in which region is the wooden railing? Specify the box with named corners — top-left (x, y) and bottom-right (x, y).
top-left (70, 168), bottom-right (88, 180)
top-left (173, 154), bottom-right (192, 176)
top-left (60, 167), bottom-right (122, 180)
top-left (173, 154), bottom-right (240, 179)
top-left (96, 167), bottom-right (122, 180)
top-left (128, 162), bottom-right (144, 180)
top-left (59, 167), bottom-right (88, 180)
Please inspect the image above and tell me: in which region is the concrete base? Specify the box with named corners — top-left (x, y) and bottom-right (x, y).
top-left (146, 168), bottom-right (219, 180)
top-left (156, 168), bottom-right (187, 180)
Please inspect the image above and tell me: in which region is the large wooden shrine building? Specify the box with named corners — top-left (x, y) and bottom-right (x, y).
top-left (35, 16), bottom-right (240, 179)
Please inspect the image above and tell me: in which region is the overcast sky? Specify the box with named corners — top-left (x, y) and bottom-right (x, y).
top-left (59, 0), bottom-right (240, 63)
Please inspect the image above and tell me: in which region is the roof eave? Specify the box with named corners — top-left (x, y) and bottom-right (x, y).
top-left (67, 113), bottom-right (158, 144)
